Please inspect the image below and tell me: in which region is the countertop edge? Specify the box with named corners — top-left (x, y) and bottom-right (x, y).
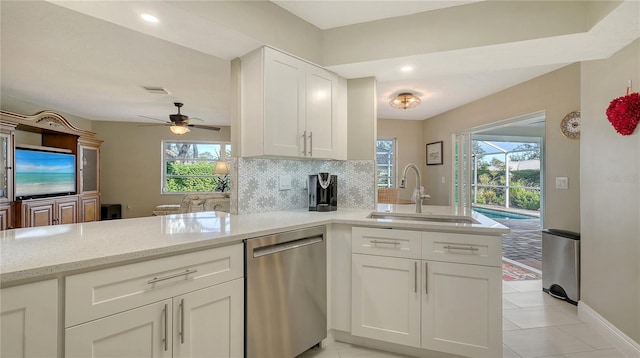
top-left (1, 208), bottom-right (509, 286)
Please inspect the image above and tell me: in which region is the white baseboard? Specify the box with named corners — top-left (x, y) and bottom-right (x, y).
top-left (578, 301), bottom-right (640, 357)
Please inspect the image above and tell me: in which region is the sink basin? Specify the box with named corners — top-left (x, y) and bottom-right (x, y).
top-left (367, 212), bottom-right (478, 224)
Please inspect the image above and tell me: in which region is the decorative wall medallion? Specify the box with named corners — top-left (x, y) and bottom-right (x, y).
top-left (560, 111), bottom-right (581, 139)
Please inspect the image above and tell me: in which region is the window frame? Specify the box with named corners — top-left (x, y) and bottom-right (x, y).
top-left (160, 140), bottom-right (231, 195)
top-left (376, 138), bottom-right (397, 189)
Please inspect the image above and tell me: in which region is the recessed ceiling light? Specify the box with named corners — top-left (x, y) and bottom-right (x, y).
top-left (400, 66), bottom-right (414, 72)
top-left (140, 13), bottom-right (159, 23)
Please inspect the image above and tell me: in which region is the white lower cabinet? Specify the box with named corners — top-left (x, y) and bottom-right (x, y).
top-left (421, 261), bottom-right (502, 357)
top-left (66, 299), bottom-right (173, 358)
top-left (65, 278), bottom-right (244, 358)
top-left (350, 227), bottom-right (502, 358)
top-left (65, 243), bottom-right (244, 358)
top-left (351, 254), bottom-right (421, 347)
top-left (0, 279), bottom-right (58, 358)
top-left (174, 279), bottom-right (244, 358)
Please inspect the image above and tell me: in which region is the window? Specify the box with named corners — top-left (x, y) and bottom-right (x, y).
top-left (376, 139), bottom-right (396, 188)
top-left (162, 141), bottom-right (231, 194)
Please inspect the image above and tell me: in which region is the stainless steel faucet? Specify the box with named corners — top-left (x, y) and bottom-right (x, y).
top-left (399, 163), bottom-right (424, 213)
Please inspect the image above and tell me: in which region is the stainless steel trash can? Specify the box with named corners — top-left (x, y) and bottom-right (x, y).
top-left (542, 229), bottom-right (580, 305)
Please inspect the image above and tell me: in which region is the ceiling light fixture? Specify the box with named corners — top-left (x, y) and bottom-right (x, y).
top-left (400, 66), bottom-right (414, 72)
top-left (389, 93), bottom-right (421, 110)
top-left (170, 124), bottom-right (190, 135)
top-left (140, 13), bottom-right (159, 23)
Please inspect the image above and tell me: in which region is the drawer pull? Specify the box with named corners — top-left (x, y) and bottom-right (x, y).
top-left (371, 240), bottom-right (400, 246)
top-left (147, 269), bottom-right (198, 284)
top-left (443, 245), bottom-right (479, 252)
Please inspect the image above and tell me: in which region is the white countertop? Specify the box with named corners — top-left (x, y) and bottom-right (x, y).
top-left (0, 205), bottom-right (507, 285)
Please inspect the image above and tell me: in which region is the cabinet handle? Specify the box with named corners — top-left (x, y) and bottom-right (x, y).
top-left (443, 245), bottom-right (479, 252)
top-left (309, 131), bottom-right (313, 157)
top-left (162, 303), bottom-right (168, 351)
top-left (425, 262), bottom-right (428, 294)
top-left (370, 240), bottom-right (400, 246)
top-left (414, 261), bottom-right (417, 293)
top-left (302, 131), bottom-right (307, 156)
top-left (147, 269), bottom-right (198, 284)
top-left (179, 299), bottom-right (185, 344)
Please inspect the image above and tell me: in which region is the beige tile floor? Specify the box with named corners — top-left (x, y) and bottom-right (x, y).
top-left (299, 280), bottom-right (625, 358)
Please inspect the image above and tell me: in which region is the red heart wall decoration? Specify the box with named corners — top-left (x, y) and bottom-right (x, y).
top-left (606, 92), bottom-right (640, 136)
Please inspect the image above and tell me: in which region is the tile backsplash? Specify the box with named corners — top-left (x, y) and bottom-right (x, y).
top-left (230, 158), bottom-right (375, 214)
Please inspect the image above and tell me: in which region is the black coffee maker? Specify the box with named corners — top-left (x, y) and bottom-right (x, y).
top-left (308, 173), bottom-right (337, 212)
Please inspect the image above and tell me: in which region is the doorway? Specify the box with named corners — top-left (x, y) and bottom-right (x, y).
top-left (454, 112), bottom-right (545, 281)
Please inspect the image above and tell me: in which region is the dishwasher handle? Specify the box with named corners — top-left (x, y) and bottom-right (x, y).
top-left (253, 236), bottom-right (323, 258)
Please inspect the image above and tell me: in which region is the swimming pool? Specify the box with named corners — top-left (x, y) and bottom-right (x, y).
top-left (473, 207), bottom-right (538, 220)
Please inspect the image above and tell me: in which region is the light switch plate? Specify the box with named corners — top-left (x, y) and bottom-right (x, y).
top-left (556, 177), bottom-right (569, 190)
top-left (279, 175), bottom-right (292, 190)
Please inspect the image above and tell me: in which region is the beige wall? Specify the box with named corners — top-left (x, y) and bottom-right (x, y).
top-left (92, 121), bottom-right (231, 219)
top-left (580, 39), bottom-right (639, 343)
top-left (347, 77), bottom-right (377, 160)
top-left (422, 64), bottom-right (581, 231)
top-left (377, 119), bottom-right (425, 200)
top-left (2, 93), bottom-right (93, 131)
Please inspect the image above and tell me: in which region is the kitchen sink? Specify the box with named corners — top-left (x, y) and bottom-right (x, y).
top-left (367, 212), bottom-right (478, 224)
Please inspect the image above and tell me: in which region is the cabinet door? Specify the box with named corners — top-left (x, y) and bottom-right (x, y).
top-left (174, 279), bottom-right (244, 358)
top-left (351, 254), bottom-right (421, 347)
top-left (1, 279), bottom-right (58, 358)
top-left (80, 194), bottom-right (99, 222)
top-left (305, 65), bottom-right (337, 159)
top-left (56, 198), bottom-right (78, 225)
top-left (422, 261), bottom-right (502, 357)
top-left (65, 299), bottom-right (173, 358)
top-left (0, 131), bottom-right (13, 204)
top-left (79, 145), bottom-right (99, 194)
top-left (0, 203), bottom-right (12, 230)
top-left (24, 200), bottom-right (54, 227)
top-left (264, 47), bottom-right (306, 157)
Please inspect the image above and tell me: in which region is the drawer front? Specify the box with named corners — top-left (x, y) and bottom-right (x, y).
top-left (421, 232), bottom-right (501, 267)
top-left (352, 227), bottom-right (421, 259)
top-left (66, 243), bottom-right (243, 327)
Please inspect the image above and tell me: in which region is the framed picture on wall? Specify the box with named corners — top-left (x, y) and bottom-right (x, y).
top-left (426, 141), bottom-right (443, 165)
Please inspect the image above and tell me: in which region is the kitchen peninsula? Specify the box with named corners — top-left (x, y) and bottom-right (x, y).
top-left (1, 205), bottom-right (508, 358)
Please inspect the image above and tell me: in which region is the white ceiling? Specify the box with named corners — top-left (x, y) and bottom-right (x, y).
top-left (1, 1), bottom-right (639, 127)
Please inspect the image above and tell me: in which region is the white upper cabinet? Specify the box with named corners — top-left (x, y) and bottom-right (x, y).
top-left (240, 46), bottom-right (346, 160)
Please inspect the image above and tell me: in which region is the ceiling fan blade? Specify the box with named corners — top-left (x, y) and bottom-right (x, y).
top-left (189, 117), bottom-right (204, 122)
top-left (138, 115), bottom-right (169, 123)
top-left (187, 124), bottom-right (221, 131)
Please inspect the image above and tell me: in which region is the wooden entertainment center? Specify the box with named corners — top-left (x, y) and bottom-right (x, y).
top-left (1, 110), bottom-right (102, 230)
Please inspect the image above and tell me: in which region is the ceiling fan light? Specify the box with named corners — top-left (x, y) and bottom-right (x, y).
top-left (389, 92), bottom-right (421, 110)
top-left (170, 125), bottom-right (190, 135)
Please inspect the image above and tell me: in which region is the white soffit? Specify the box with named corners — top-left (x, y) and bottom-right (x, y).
top-left (271, 0), bottom-right (484, 29)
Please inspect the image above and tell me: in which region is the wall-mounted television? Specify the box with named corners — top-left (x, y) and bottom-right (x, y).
top-left (15, 147), bottom-right (76, 200)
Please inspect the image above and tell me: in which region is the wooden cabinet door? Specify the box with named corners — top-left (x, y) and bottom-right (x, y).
top-left (80, 194), bottom-right (99, 222)
top-left (174, 279), bottom-right (244, 358)
top-left (0, 203), bottom-right (12, 230)
top-left (56, 198), bottom-right (78, 225)
top-left (1, 279), bottom-right (58, 358)
top-left (24, 200), bottom-right (54, 227)
top-left (351, 254), bottom-right (421, 347)
top-left (421, 261), bottom-right (502, 357)
top-left (305, 65), bottom-right (338, 159)
top-left (264, 47), bottom-right (306, 157)
top-left (66, 299), bottom-right (173, 358)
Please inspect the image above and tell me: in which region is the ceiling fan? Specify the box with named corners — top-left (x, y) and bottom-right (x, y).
top-left (140, 102), bottom-right (221, 135)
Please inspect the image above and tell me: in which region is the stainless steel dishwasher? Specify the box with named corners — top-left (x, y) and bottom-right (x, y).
top-left (245, 225), bottom-right (327, 358)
